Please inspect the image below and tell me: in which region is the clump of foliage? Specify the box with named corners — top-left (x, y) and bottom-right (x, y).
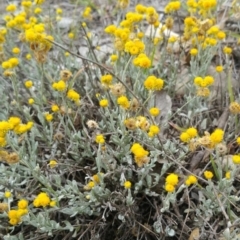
top-left (0, 0), bottom-right (240, 239)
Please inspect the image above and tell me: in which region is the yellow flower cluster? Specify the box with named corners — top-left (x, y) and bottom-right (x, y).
top-left (149, 107), bottom-right (160, 117)
top-left (185, 175), bottom-right (198, 186)
top-left (144, 75), bottom-right (164, 91)
top-left (130, 143), bottom-right (149, 167)
top-left (84, 173), bottom-right (104, 190)
top-left (99, 99), bottom-right (109, 107)
top-left (194, 76), bottom-right (214, 97)
top-left (204, 170), bottom-right (213, 180)
top-left (82, 7), bottom-right (92, 19)
top-left (180, 127), bottom-right (198, 143)
top-left (101, 74), bottom-right (113, 86)
top-left (165, 173), bottom-right (179, 192)
top-left (8, 199), bottom-right (28, 225)
top-left (133, 53), bottom-right (151, 68)
top-left (1, 57), bottom-right (19, 69)
top-left (95, 134), bottom-right (105, 144)
top-left (67, 89), bottom-right (80, 103)
top-left (232, 155), bottom-right (240, 164)
top-left (164, 1), bottom-right (181, 13)
top-left (117, 96), bottom-right (130, 109)
top-left (33, 192), bottom-right (55, 208)
top-left (0, 117), bottom-right (33, 147)
top-left (198, 128), bottom-right (224, 149)
top-left (52, 80), bottom-right (66, 91)
top-left (148, 125), bottom-right (160, 138)
top-left (124, 39), bottom-right (145, 55)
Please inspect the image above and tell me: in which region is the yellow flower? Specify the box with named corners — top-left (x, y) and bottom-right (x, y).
top-left (25, 80), bottom-right (33, 88)
top-left (210, 128), bottom-right (224, 144)
top-left (124, 181), bottom-right (131, 189)
top-left (68, 32), bottom-right (74, 39)
top-left (12, 47), bottom-right (20, 54)
top-left (50, 200), bottom-right (56, 207)
top-left (9, 218), bottom-right (20, 225)
top-left (44, 113), bottom-right (53, 122)
top-left (34, 7), bottom-right (42, 14)
top-left (67, 89), bottom-right (80, 102)
top-left (223, 46), bottom-right (232, 54)
top-left (110, 54), bottom-right (118, 62)
top-left (186, 127), bottom-right (198, 138)
top-left (216, 65), bottom-right (223, 72)
top-left (236, 137), bottom-right (240, 145)
top-left (18, 199), bottom-right (28, 209)
top-left (225, 171), bottom-right (231, 179)
top-left (180, 132), bottom-right (191, 143)
top-left (33, 192), bottom-right (51, 208)
top-left (190, 48), bottom-right (198, 56)
top-left (165, 173), bottom-right (178, 186)
top-left (8, 117), bottom-right (21, 127)
top-left (49, 160), bottom-right (58, 168)
top-left (185, 175), bottom-right (197, 186)
top-left (204, 170), bottom-right (213, 179)
top-left (95, 134), bottom-right (105, 144)
top-left (56, 8), bottom-right (62, 14)
top-left (84, 181), bottom-right (95, 190)
top-left (4, 191), bottom-right (11, 198)
top-left (99, 99), bottom-right (108, 107)
top-left (28, 98), bottom-right (34, 105)
top-left (51, 105), bottom-right (59, 112)
top-left (52, 80), bottom-right (66, 91)
top-left (232, 155), bottom-right (240, 164)
top-left (117, 96), bottom-right (130, 109)
top-left (165, 183), bottom-right (175, 192)
top-left (149, 107), bottom-right (160, 117)
top-left (6, 4), bottom-right (17, 12)
top-left (101, 74), bottom-right (113, 85)
top-left (25, 53), bottom-right (31, 60)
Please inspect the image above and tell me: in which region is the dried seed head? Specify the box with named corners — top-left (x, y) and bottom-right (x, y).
top-left (110, 83), bottom-right (126, 97)
top-left (130, 98), bottom-right (140, 112)
top-left (86, 120), bottom-right (99, 129)
top-left (60, 69), bottom-right (72, 81)
top-left (6, 152), bottom-right (19, 164)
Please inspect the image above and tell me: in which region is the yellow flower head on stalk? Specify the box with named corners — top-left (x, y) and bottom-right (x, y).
top-left (148, 125), bottom-right (160, 137)
top-left (33, 192), bottom-right (51, 207)
top-left (124, 181), bottom-right (132, 189)
top-left (8, 117), bottom-right (21, 127)
top-left (4, 191), bottom-right (11, 198)
top-left (185, 175), bottom-right (198, 186)
top-left (101, 74), bottom-right (113, 85)
top-left (25, 80), bottom-right (33, 88)
top-left (28, 98), bottom-right (34, 105)
top-left (49, 160), bottom-right (58, 168)
top-left (204, 170), bottom-right (214, 180)
top-left (117, 96), bottom-right (130, 109)
top-left (210, 128), bottom-right (224, 145)
top-left (99, 99), bottom-right (108, 107)
top-left (232, 155), bottom-right (240, 164)
top-left (52, 80), bottom-right (66, 91)
top-left (51, 104), bottom-right (59, 112)
top-left (165, 183), bottom-right (175, 192)
top-left (67, 89), bottom-right (80, 102)
top-left (84, 181), bottom-right (95, 190)
top-left (44, 113), bottom-right (53, 122)
top-left (95, 134), bottom-right (105, 144)
top-left (18, 199), bottom-right (28, 209)
top-left (166, 173), bottom-right (179, 186)
top-left (149, 107), bottom-right (160, 117)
